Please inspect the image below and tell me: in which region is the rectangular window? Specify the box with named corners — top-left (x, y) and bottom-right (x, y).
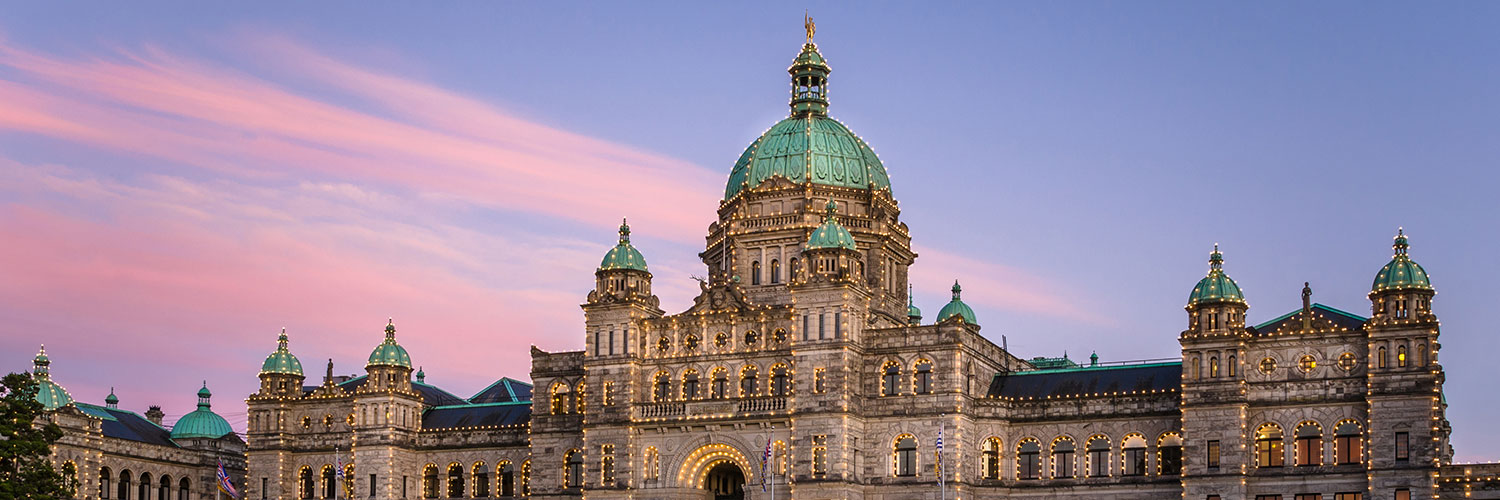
top-left (1256, 496), bottom-right (1282, 500)
top-left (1395, 432), bottom-right (1409, 461)
top-left (813, 368), bottom-right (826, 394)
top-left (834, 309), bottom-right (842, 338)
top-left (803, 315), bottom-right (810, 340)
top-left (818, 313), bottom-right (826, 340)
top-left (603, 382), bottom-right (615, 406)
top-left (1393, 489), bottom-right (1409, 500)
top-left (1207, 440), bottom-right (1221, 469)
top-left (262, 478), bottom-right (268, 500)
top-left (622, 327), bottom-right (629, 354)
top-left (812, 435), bottom-right (828, 477)
top-left (1208, 496), bottom-right (1221, 500)
top-left (1123, 448), bottom-right (1145, 476)
top-left (1336, 494), bottom-right (1364, 500)
top-left (1336, 434), bottom-right (1361, 464)
top-left (1088, 448), bottom-right (1108, 477)
top-left (368, 475), bottom-right (375, 498)
top-left (1295, 495), bottom-right (1321, 500)
top-left (609, 329), bottom-right (616, 355)
top-left (1296, 436), bottom-right (1320, 466)
top-left (401, 476), bottom-right (407, 499)
top-left (1160, 446), bottom-right (1183, 475)
top-left (594, 330), bottom-right (602, 356)
top-left (601, 444), bottom-right (616, 486)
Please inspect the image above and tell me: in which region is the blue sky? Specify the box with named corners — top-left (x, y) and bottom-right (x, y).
top-left (1, 2), bottom-right (1497, 460)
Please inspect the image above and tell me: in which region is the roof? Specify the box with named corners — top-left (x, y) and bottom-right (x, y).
top-left (1372, 230), bottom-right (1432, 293)
top-left (805, 201), bottom-right (857, 251)
top-left (76, 403), bottom-right (178, 447)
top-left (723, 115), bottom-right (891, 200)
top-left (936, 281), bottom-right (977, 324)
top-left (367, 321), bottom-right (412, 368)
top-left (988, 362), bottom-right (1181, 399)
top-left (469, 378), bottom-right (534, 404)
top-left (422, 402), bottom-right (532, 430)
top-left (599, 220), bottom-right (648, 272)
top-left (261, 331), bottom-right (303, 376)
top-left (1188, 246), bottom-right (1245, 306)
top-left (1249, 303), bottom-right (1368, 336)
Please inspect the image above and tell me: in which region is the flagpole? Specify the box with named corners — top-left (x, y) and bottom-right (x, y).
top-left (938, 415), bottom-right (946, 500)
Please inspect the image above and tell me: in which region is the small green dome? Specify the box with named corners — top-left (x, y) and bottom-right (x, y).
top-left (31, 346), bottom-right (73, 411)
top-left (1188, 245), bottom-right (1246, 306)
top-left (723, 42), bottom-right (891, 200)
top-left (906, 285), bottom-right (922, 325)
top-left (1372, 229), bottom-right (1432, 293)
top-left (599, 219), bottom-right (648, 272)
top-left (806, 201), bottom-right (857, 251)
top-left (171, 382), bottom-right (233, 440)
top-left (104, 389), bottom-right (118, 405)
top-left (367, 320), bottom-right (412, 368)
top-left (260, 329), bottom-right (304, 376)
top-left (936, 280), bottom-right (978, 324)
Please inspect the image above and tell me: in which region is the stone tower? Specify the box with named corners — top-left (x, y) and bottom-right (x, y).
top-left (355, 320), bottom-right (423, 500)
top-left (1180, 246), bottom-right (1251, 499)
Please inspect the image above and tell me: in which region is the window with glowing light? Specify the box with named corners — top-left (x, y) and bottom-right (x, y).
top-left (1158, 433), bottom-right (1183, 475)
top-left (813, 368), bottom-right (826, 394)
top-left (1390, 489), bottom-right (1407, 500)
top-left (682, 370), bottom-right (700, 400)
top-left (894, 435), bottom-right (918, 477)
top-left (653, 371), bottom-right (672, 402)
top-left (1395, 432), bottom-right (1409, 461)
top-left (1052, 437), bottom-right (1075, 479)
top-left (914, 360), bottom-right (933, 394)
top-left (1256, 424), bottom-right (1285, 467)
top-left (770, 364), bottom-right (789, 396)
top-left (1086, 437), bottom-right (1109, 477)
top-left (498, 462), bottom-right (514, 496)
top-left (1378, 346), bottom-right (1388, 369)
top-left (1299, 355), bottom-right (1317, 373)
top-left (770, 259), bottom-right (781, 284)
top-left (1338, 352), bottom-right (1357, 371)
top-left (1295, 493), bottom-right (1321, 500)
top-left (1122, 434), bottom-right (1147, 476)
top-left (714, 332), bottom-right (729, 349)
top-left (1210, 356), bottom-right (1220, 377)
top-left (1334, 421), bottom-right (1362, 464)
top-left (752, 261), bottom-right (761, 285)
top-left (1206, 441), bottom-right (1220, 469)
top-left (472, 462), bottom-right (488, 498)
top-left (1228, 355), bottom-right (1237, 377)
top-left (547, 382), bottom-right (570, 414)
top-left (601, 444), bottom-right (616, 486)
top-left (980, 437), bottom-right (1001, 479)
top-left (445, 463), bottom-right (463, 499)
top-left (420, 465), bottom-right (437, 499)
top-left (812, 435), bottom-right (829, 477)
top-left (1397, 345), bottom-right (1408, 368)
top-left (1260, 357), bottom-right (1276, 374)
top-left (1018, 440), bottom-right (1041, 480)
top-left (564, 450), bottom-right (583, 489)
top-left (882, 362), bottom-right (901, 396)
top-left (711, 368), bottom-right (728, 399)
top-left (1295, 423), bottom-right (1322, 466)
top-left (740, 366), bottom-right (759, 396)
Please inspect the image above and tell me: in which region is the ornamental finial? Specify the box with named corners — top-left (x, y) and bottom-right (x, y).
top-left (619, 218), bottom-right (631, 244)
top-left (804, 11), bottom-right (816, 43)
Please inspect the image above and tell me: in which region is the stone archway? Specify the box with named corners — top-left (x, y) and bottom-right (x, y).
top-left (703, 461), bottom-right (745, 500)
top-left (675, 442), bottom-right (757, 496)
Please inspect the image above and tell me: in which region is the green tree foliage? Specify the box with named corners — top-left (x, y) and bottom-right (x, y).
top-left (0, 372), bottom-right (70, 500)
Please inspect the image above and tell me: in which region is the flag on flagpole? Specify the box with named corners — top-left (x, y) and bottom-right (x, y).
top-left (936, 420), bottom-right (945, 491)
top-left (217, 459), bottom-right (241, 499)
top-left (336, 447), bottom-right (345, 479)
top-left (761, 433), bottom-right (774, 492)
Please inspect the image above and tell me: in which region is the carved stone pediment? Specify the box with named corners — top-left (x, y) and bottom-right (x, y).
top-left (686, 275), bottom-right (756, 314)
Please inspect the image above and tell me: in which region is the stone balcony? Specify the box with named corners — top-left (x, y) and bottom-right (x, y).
top-left (632, 397), bottom-right (788, 422)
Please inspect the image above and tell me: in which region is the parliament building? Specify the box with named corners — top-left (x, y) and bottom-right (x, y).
top-left (31, 28), bottom-right (1500, 500)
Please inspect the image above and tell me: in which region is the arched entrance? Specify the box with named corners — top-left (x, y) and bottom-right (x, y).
top-left (703, 461), bottom-right (745, 500)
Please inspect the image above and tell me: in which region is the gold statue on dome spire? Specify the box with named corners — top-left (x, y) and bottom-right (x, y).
top-left (804, 11), bottom-right (816, 43)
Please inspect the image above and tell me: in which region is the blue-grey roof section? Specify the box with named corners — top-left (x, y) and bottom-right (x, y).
top-left (76, 403), bottom-right (178, 447)
top-left (469, 378), bottom-right (534, 404)
top-left (988, 362), bottom-right (1182, 399)
top-left (422, 402), bottom-right (531, 430)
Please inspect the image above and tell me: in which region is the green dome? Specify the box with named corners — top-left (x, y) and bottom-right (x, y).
top-left (1372, 229), bottom-right (1432, 293)
top-left (260, 329), bottom-right (304, 376)
top-left (723, 42), bottom-right (892, 200)
top-left (806, 201), bottom-right (857, 250)
top-left (104, 388), bottom-right (118, 406)
top-left (599, 219), bottom-right (648, 272)
top-left (907, 286), bottom-right (923, 325)
top-left (936, 281), bottom-right (978, 324)
top-left (1188, 245), bottom-right (1246, 306)
top-left (171, 382), bottom-right (233, 439)
top-left (367, 320), bottom-right (412, 368)
top-left (31, 346), bottom-right (73, 411)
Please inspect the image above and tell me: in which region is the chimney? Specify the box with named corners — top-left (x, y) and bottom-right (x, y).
top-left (146, 406), bottom-right (164, 426)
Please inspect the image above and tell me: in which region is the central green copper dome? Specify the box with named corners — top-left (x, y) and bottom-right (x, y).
top-left (723, 41), bottom-right (892, 200)
top-left (171, 382), bottom-right (234, 440)
top-left (1188, 245), bottom-right (1245, 306)
top-left (367, 320), bottom-right (412, 368)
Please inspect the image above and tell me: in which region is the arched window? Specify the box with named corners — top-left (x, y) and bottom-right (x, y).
top-left (1086, 436), bottom-right (1110, 477)
top-left (710, 367), bottom-right (728, 399)
top-left (789, 258), bottom-right (801, 281)
top-left (770, 364), bottom-right (789, 396)
top-left (421, 464), bottom-right (438, 499)
top-left (519, 461), bottom-right (531, 496)
top-left (882, 362), bottom-right (901, 396)
top-left (549, 382), bottom-right (570, 415)
top-left (472, 462), bottom-right (489, 498)
top-left (1256, 424), bottom-right (1285, 467)
top-left (1122, 434), bottom-right (1147, 476)
top-left (178, 478), bottom-right (188, 500)
top-left (1378, 346), bottom-right (1388, 369)
top-left (575, 383), bottom-right (586, 414)
top-left (1295, 422), bottom-right (1322, 466)
top-left (1018, 440), bottom-right (1041, 480)
top-left (894, 435), bottom-right (918, 477)
top-left (770, 259), bottom-right (781, 284)
top-left (1418, 344), bottom-right (1429, 366)
top-left (295, 467), bottom-right (311, 499)
top-left (322, 465), bottom-right (336, 499)
top-left (137, 473), bottom-right (150, 500)
top-left (1052, 437), bottom-right (1076, 479)
top-left (644, 447), bottom-right (660, 480)
top-left (563, 450), bottom-right (583, 489)
top-left (1209, 356), bottom-right (1220, 377)
top-left (740, 366), bottom-right (759, 396)
top-left (1228, 355), bottom-right (1238, 377)
top-left (498, 462), bottom-right (514, 497)
top-left (752, 261), bottom-right (762, 285)
top-left (446, 462), bottom-right (464, 498)
top-left (1190, 357), bottom-right (1200, 379)
top-left (158, 475), bottom-right (170, 500)
top-left (682, 369), bottom-right (700, 400)
top-left (653, 371), bottom-right (671, 402)
top-left (101, 467), bottom-right (112, 499)
top-left (1335, 420), bottom-right (1363, 464)
top-left (914, 360), bottom-right (933, 394)
top-left (119, 469), bottom-right (132, 500)
top-left (981, 437), bottom-right (1002, 480)
top-left (1398, 344), bottom-right (1408, 367)
top-left (343, 465), bottom-right (355, 499)
top-left (1158, 433), bottom-right (1183, 475)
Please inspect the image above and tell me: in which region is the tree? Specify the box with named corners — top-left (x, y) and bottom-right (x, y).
top-left (0, 372), bottom-right (70, 500)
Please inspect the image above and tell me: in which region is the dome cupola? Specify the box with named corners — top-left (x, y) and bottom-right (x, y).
top-left (31, 345), bottom-right (73, 411)
top-left (105, 388), bottom-right (119, 409)
top-left (170, 382), bottom-right (234, 440)
top-left (599, 219), bottom-right (648, 272)
top-left (805, 201), bottom-right (857, 251)
top-left (260, 328), bottom-right (304, 376)
top-left (1187, 245), bottom-right (1246, 307)
top-left (722, 20), bottom-right (892, 200)
top-left (367, 319), bottom-right (412, 369)
top-left (906, 285), bottom-right (923, 325)
top-left (936, 280), bottom-right (978, 324)
top-left (1371, 228), bottom-right (1432, 293)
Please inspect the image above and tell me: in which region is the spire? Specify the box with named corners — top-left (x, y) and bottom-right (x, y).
top-left (196, 381), bottom-right (212, 409)
top-left (384, 318), bottom-right (397, 343)
top-left (824, 199), bottom-right (837, 220)
top-left (619, 218), bottom-right (631, 244)
top-left (789, 16), bottom-right (831, 117)
top-left (1209, 243), bottom-right (1224, 273)
top-left (33, 345), bottom-right (49, 378)
top-left (277, 328), bottom-right (289, 352)
top-left (951, 280), bottom-right (963, 300)
top-left (105, 387), bottom-right (119, 409)
top-left (416, 367), bottom-right (426, 384)
top-left (1393, 227), bottom-right (1409, 257)
top-left (1090, 351), bottom-right (1099, 367)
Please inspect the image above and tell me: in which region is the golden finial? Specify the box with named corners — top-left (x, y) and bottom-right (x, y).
top-left (804, 11), bottom-right (816, 43)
